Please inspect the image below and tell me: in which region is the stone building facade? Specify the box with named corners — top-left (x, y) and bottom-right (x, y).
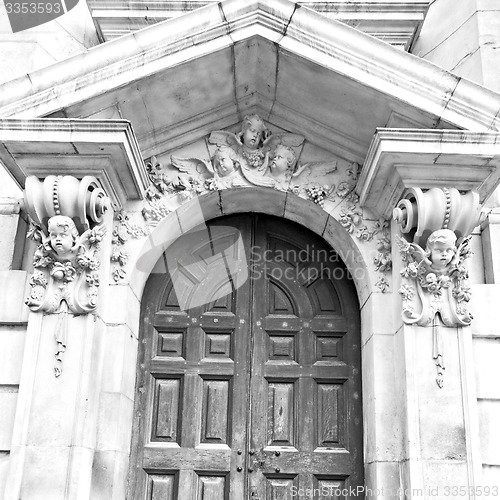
top-left (0, 1), bottom-right (499, 498)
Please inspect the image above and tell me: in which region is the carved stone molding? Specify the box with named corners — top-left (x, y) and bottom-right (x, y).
top-left (358, 129), bottom-right (500, 221)
top-left (111, 209), bottom-right (148, 282)
top-left (22, 175), bottom-right (110, 376)
top-left (0, 119), bottom-right (149, 208)
top-left (393, 187), bottom-right (481, 247)
top-left (138, 115), bottom-right (388, 291)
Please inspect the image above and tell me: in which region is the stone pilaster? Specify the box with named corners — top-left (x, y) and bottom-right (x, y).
top-left (0, 120), bottom-right (148, 499)
top-left (357, 128), bottom-right (500, 497)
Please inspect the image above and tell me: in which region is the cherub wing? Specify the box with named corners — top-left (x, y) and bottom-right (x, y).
top-left (170, 156), bottom-right (214, 179)
top-left (208, 130), bottom-right (242, 150)
top-left (263, 133), bottom-right (304, 149)
top-left (408, 242), bottom-right (430, 264)
top-left (291, 161), bottom-right (337, 185)
top-left (454, 235), bottom-right (473, 265)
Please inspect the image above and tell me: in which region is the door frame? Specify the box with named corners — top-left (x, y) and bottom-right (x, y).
top-left (128, 213), bottom-right (364, 498)
top-left (121, 188), bottom-right (389, 497)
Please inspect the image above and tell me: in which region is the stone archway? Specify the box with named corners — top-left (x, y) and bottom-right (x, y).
top-left (116, 188), bottom-right (384, 498)
top-left (128, 212), bottom-right (364, 498)
top-left (128, 188), bottom-right (373, 305)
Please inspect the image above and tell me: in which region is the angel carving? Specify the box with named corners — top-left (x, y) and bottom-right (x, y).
top-left (397, 229), bottom-right (472, 327)
top-left (397, 228), bottom-right (472, 388)
top-left (27, 215), bottom-right (104, 315)
top-left (170, 145), bottom-right (245, 190)
top-left (26, 215), bottom-right (105, 376)
top-left (208, 114), bottom-right (305, 176)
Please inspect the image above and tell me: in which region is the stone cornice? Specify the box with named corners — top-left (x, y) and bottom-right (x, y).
top-left (89, 0), bottom-right (428, 48)
top-left (0, 0), bottom-right (498, 136)
top-left (0, 119), bottom-right (148, 207)
top-left (358, 128), bottom-right (500, 219)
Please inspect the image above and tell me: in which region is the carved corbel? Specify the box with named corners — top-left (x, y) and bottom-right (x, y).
top-left (22, 175), bottom-right (110, 376)
top-left (393, 187), bottom-right (481, 387)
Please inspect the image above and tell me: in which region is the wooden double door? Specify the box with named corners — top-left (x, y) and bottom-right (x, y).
top-left (129, 214), bottom-right (363, 499)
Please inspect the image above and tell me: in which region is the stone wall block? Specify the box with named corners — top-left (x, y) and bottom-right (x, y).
top-left (219, 187), bottom-right (286, 218)
top-left (0, 392), bottom-right (17, 451)
top-left (0, 271), bottom-right (29, 324)
top-left (5, 312), bottom-right (106, 498)
top-left (360, 292), bottom-right (395, 346)
top-left (482, 465), bottom-right (500, 488)
top-left (91, 450), bottom-right (129, 500)
top-left (469, 232), bottom-right (485, 285)
top-left (99, 284), bottom-right (139, 332)
top-left (362, 333), bottom-right (402, 464)
top-left (478, 400), bottom-right (500, 465)
top-left (100, 324), bottom-right (138, 399)
top-left (0, 452), bottom-right (9, 498)
top-left (20, 446), bottom-right (72, 499)
top-left (421, 460), bottom-right (469, 492)
top-left (473, 338), bottom-right (500, 400)
top-left (283, 191), bottom-right (329, 238)
top-left (470, 285), bottom-right (500, 337)
top-left (96, 392), bottom-right (134, 455)
top-left (364, 461), bottom-right (401, 497)
top-left (414, 327), bottom-right (467, 461)
top-left (0, 213), bottom-right (20, 271)
top-left (0, 325), bottom-right (26, 384)
top-left (481, 212), bottom-right (500, 283)
top-left (24, 314), bottom-right (99, 447)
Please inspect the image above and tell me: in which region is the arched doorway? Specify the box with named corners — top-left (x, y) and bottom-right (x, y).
top-left (128, 214), bottom-right (363, 499)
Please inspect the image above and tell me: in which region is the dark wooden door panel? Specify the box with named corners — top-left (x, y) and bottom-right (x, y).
top-left (129, 214), bottom-right (363, 499)
top-left (249, 216), bottom-right (363, 499)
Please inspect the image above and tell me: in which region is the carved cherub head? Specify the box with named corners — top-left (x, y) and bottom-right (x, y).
top-left (48, 215), bottom-right (79, 258)
top-left (212, 146), bottom-right (238, 177)
top-left (425, 229), bottom-right (457, 271)
top-left (270, 145), bottom-right (296, 177)
top-left (240, 114), bottom-right (268, 150)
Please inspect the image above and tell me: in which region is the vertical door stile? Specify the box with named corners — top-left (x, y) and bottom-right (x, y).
top-left (248, 214), bottom-right (267, 500)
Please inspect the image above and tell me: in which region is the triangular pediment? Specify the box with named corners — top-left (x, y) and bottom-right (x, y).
top-left (0, 0), bottom-right (499, 164)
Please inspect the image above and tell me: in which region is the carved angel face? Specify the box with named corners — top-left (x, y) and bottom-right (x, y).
top-left (217, 155), bottom-right (235, 176)
top-left (426, 228), bottom-right (457, 271)
top-left (241, 115), bottom-right (266, 150)
top-left (213, 148), bottom-right (236, 177)
top-left (429, 242), bottom-right (455, 270)
top-left (270, 145), bottom-right (295, 176)
top-left (48, 216), bottom-right (77, 257)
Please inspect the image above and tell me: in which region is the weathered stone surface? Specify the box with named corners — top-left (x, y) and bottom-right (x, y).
top-left (0, 325), bottom-right (26, 384)
top-left (0, 392), bottom-right (17, 450)
top-left (478, 400), bottom-right (500, 465)
top-left (362, 333), bottom-right (402, 463)
top-left (0, 272), bottom-right (29, 324)
top-left (473, 338), bottom-right (500, 400)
